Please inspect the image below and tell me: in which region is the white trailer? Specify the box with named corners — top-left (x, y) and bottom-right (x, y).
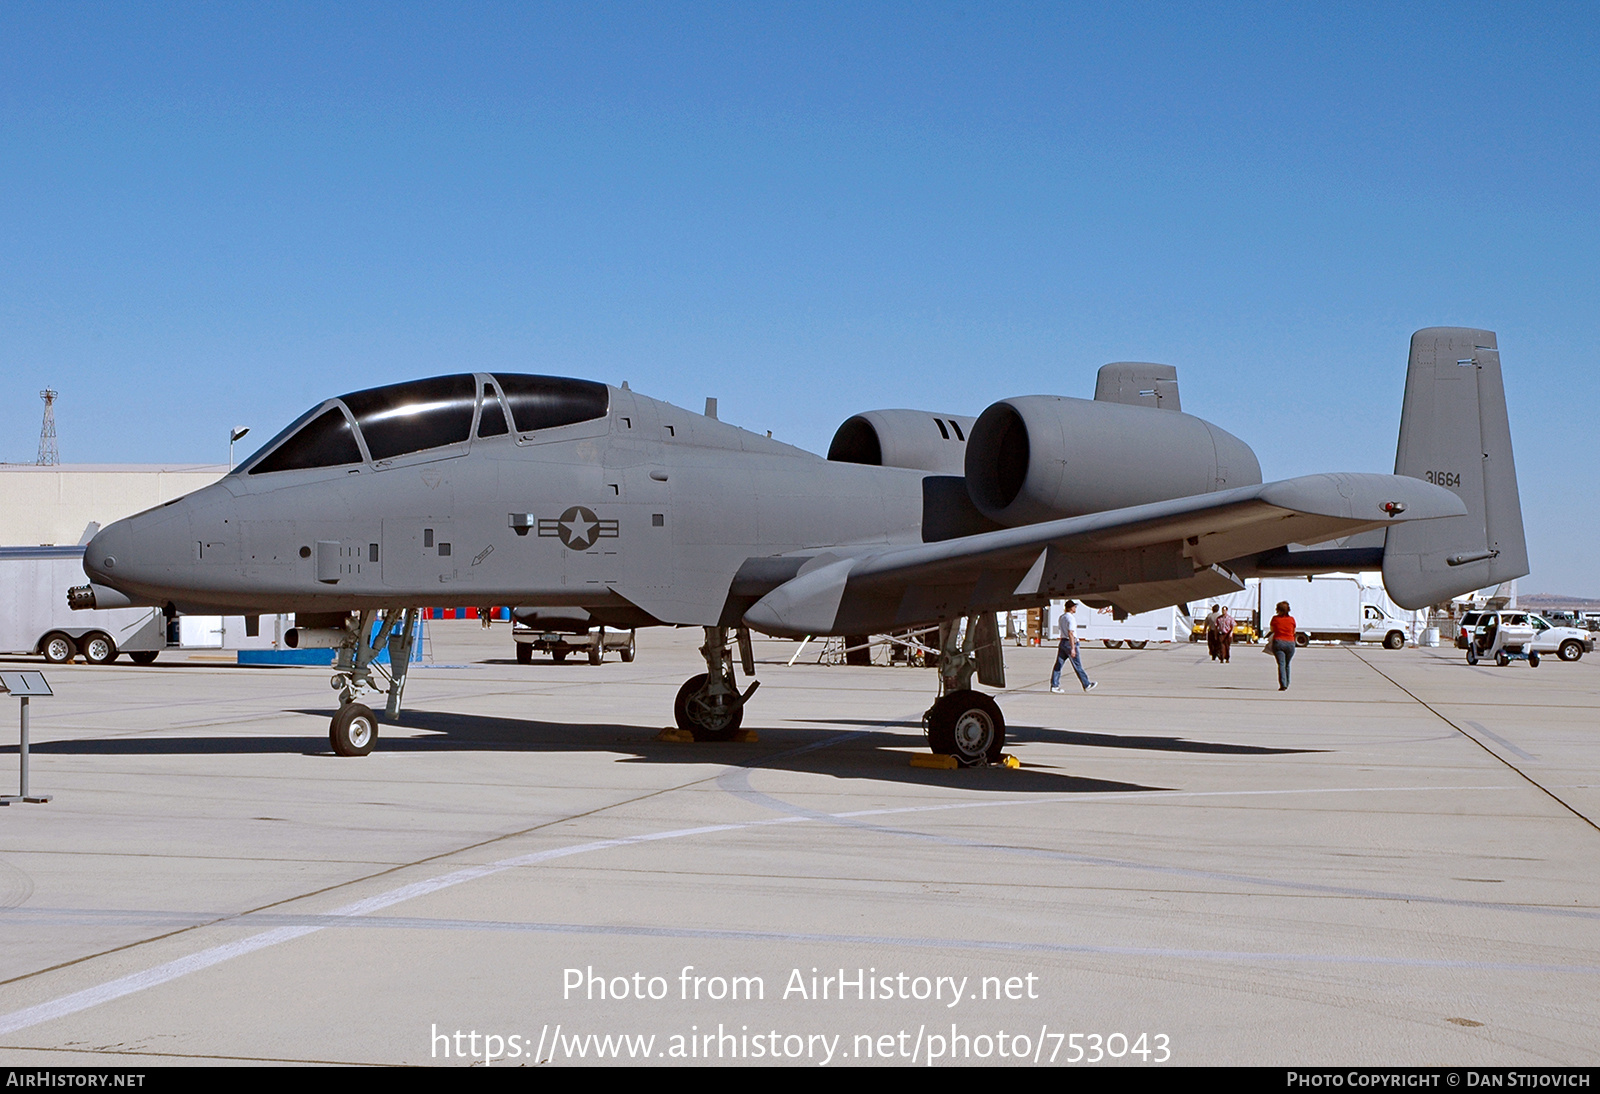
top-left (175, 614), bottom-right (294, 650)
top-left (1255, 575), bottom-right (1411, 648)
top-left (1048, 601), bottom-right (1186, 648)
top-left (0, 546), bottom-right (165, 664)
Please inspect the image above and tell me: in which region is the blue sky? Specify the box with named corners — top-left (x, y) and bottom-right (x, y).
top-left (3, 3), bottom-right (1597, 593)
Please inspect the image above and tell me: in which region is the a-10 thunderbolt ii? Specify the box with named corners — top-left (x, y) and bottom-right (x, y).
top-left (71, 327), bottom-right (1525, 763)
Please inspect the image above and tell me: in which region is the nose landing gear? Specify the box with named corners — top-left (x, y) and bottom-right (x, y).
top-left (326, 607), bottom-right (419, 756)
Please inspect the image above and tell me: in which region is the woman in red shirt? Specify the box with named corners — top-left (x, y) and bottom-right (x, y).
top-left (1268, 601), bottom-right (1298, 690)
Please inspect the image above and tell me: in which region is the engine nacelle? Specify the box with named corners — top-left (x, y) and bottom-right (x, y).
top-left (827, 409), bottom-right (976, 475)
top-left (964, 396), bottom-right (1261, 526)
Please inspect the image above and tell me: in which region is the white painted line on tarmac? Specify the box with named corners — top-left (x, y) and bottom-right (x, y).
top-left (0, 780), bottom-right (1534, 1037)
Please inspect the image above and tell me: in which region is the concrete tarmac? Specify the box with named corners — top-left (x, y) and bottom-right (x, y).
top-left (0, 623), bottom-right (1596, 1066)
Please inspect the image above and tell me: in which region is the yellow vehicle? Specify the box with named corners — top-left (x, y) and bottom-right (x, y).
top-left (1190, 618), bottom-right (1257, 643)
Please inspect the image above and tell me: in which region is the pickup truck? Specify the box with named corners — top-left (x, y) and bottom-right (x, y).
top-left (512, 607), bottom-right (636, 665)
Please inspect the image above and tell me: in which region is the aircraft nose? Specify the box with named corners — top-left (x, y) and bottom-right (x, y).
top-left (83, 496), bottom-right (196, 600)
top-left (83, 520), bottom-right (132, 585)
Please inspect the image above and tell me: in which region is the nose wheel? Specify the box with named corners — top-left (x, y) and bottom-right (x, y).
top-left (330, 702), bottom-right (378, 757)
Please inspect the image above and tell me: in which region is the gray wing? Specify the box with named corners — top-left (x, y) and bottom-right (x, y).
top-left (742, 472), bottom-right (1465, 636)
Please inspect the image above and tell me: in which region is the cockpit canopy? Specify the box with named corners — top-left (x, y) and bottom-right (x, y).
top-left (343, 375), bottom-right (477, 461)
top-left (239, 374), bottom-right (610, 475)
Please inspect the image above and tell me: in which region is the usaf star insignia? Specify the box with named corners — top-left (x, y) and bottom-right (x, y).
top-left (535, 505), bottom-right (619, 551)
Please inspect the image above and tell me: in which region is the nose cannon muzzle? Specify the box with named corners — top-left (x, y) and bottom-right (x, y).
top-left (67, 584), bottom-right (136, 611)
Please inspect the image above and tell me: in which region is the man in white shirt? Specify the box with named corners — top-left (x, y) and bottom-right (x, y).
top-left (1050, 600), bottom-right (1097, 693)
top-left (1204, 603), bottom-right (1223, 660)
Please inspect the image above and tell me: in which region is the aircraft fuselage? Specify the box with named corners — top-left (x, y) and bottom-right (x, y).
top-left (83, 381), bottom-right (931, 628)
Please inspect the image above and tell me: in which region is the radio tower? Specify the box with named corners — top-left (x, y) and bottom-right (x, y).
top-left (37, 388), bottom-right (59, 465)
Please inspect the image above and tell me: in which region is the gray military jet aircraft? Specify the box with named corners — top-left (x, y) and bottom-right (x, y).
top-left (71, 327), bottom-right (1525, 763)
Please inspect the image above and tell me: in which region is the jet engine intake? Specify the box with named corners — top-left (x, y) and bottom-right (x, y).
top-left (964, 396), bottom-right (1261, 526)
top-left (828, 409), bottom-right (976, 476)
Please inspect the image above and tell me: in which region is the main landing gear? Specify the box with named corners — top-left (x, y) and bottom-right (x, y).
top-left (674, 626), bottom-right (761, 741)
top-left (923, 614), bottom-right (1007, 767)
top-left (327, 607), bottom-right (419, 756)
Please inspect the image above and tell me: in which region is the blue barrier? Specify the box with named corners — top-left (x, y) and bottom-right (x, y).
top-left (235, 618), bottom-right (425, 666)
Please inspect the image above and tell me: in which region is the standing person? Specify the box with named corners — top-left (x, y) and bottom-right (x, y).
top-left (1218, 606), bottom-right (1235, 663)
top-left (1050, 601), bottom-right (1097, 694)
top-left (1268, 600), bottom-right (1297, 690)
top-left (1204, 604), bottom-right (1222, 661)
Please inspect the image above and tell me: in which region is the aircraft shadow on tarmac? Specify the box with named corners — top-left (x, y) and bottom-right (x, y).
top-left (802, 718), bottom-right (1321, 756)
top-left (995, 725), bottom-right (1319, 755)
top-left (3, 709), bottom-right (1184, 794)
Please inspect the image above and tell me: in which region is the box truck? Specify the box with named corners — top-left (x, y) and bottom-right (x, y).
top-left (1255, 576), bottom-right (1411, 648)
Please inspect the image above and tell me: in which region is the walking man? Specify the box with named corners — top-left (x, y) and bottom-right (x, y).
top-left (1050, 600), bottom-right (1097, 693)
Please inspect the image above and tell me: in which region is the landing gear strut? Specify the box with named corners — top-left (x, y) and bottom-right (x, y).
top-left (923, 615), bottom-right (1007, 766)
top-left (674, 626), bottom-right (760, 741)
top-left (327, 607), bottom-right (419, 756)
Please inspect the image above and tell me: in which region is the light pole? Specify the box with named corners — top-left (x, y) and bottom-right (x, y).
top-left (228, 426), bottom-right (250, 469)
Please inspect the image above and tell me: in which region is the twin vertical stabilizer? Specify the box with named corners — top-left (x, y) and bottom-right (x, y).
top-left (1383, 328), bottom-right (1528, 609)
